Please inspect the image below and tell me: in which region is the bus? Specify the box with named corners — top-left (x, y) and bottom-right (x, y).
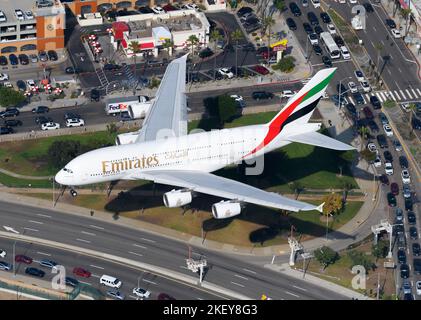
top-left (320, 32), bottom-right (341, 59)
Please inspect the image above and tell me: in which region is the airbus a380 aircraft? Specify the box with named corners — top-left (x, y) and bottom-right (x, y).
top-left (55, 55), bottom-right (354, 219)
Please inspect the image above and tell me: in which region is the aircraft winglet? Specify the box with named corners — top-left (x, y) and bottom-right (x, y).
top-left (316, 202), bottom-right (325, 213)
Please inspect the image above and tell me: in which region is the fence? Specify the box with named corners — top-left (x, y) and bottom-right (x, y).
top-left (0, 280), bottom-right (68, 300)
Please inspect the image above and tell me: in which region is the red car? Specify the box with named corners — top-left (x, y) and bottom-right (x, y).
top-left (158, 293), bottom-right (176, 300)
top-left (253, 65), bottom-right (269, 75)
top-left (73, 267), bottom-right (91, 278)
top-left (390, 182), bottom-right (399, 195)
top-left (261, 50), bottom-right (276, 60)
top-left (15, 255), bottom-right (32, 264)
top-left (363, 106), bottom-right (374, 120)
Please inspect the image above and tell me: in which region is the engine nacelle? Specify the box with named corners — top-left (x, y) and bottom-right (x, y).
top-left (128, 102), bottom-right (152, 119)
top-left (211, 201), bottom-right (242, 219)
top-left (115, 132), bottom-right (139, 145)
top-left (163, 189), bottom-right (193, 208)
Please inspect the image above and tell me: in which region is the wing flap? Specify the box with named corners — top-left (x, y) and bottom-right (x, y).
top-left (286, 131), bottom-right (355, 150)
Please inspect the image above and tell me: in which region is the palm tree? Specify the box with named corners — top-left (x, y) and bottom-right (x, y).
top-left (262, 16), bottom-right (275, 64)
top-left (162, 39), bottom-right (174, 56)
top-left (231, 29), bottom-right (243, 78)
top-left (274, 0), bottom-right (286, 12)
top-left (359, 126), bottom-right (370, 142)
top-left (128, 41), bottom-right (141, 95)
top-left (187, 35), bottom-right (199, 56)
top-left (400, 8), bottom-right (412, 35)
top-left (408, 103), bottom-right (416, 133)
top-left (210, 29), bottom-right (223, 80)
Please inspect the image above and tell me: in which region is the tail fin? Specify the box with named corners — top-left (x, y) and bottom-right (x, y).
top-left (268, 68), bottom-right (336, 131)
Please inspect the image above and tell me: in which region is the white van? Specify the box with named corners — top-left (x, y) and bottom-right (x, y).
top-left (311, 0), bottom-right (320, 8)
top-left (100, 275), bottom-right (122, 289)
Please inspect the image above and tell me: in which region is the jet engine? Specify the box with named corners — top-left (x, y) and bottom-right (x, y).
top-left (115, 132), bottom-right (139, 145)
top-left (163, 189), bottom-right (193, 208)
top-left (211, 201), bottom-right (241, 219)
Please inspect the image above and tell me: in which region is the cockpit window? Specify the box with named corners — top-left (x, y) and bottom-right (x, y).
top-left (63, 168), bottom-right (73, 174)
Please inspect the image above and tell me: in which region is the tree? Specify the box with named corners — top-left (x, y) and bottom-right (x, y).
top-left (187, 35), bottom-right (199, 56)
top-left (210, 29), bottom-right (223, 80)
top-left (400, 8), bottom-right (412, 35)
top-left (128, 41), bottom-right (141, 94)
top-left (347, 250), bottom-right (374, 272)
top-left (262, 16), bottom-right (275, 64)
top-left (358, 126), bottom-right (369, 142)
top-left (0, 87), bottom-right (26, 108)
top-left (321, 193), bottom-right (343, 216)
top-left (217, 95), bottom-right (237, 124)
top-left (231, 29), bottom-right (243, 78)
top-left (288, 181), bottom-right (303, 199)
top-left (274, 0), bottom-right (286, 12)
top-left (314, 246), bottom-right (339, 270)
top-left (48, 140), bottom-right (81, 169)
top-left (408, 103), bottom-right (416, 133)
top-left (341, 181), bottom-right (354, 202)
top-left (106, 123), bottom-right (118, 135)
top-left (272, 56), bottom-right (296, 73)
top-left (383, 99), bottom-right (396, 108)
top-left (162, 39), bottom-right (174, 56)
top-left (372, 240), bottom-right (389, 261)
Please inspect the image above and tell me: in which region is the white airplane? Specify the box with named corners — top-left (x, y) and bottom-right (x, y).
top-left (55, 55), bottom-right (354, 219)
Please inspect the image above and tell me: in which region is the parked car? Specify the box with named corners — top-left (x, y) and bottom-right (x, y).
top-left (403, 184), bottom-right (411, 199)
top-left (47, 50), bottom-right (58, 61)
top-left (158, 293), bottom-right (176, 300)
top-left (253, 65), bottom-right (270, 75)
top-left (199, 47), bottom-right (213, 59)
top-left (385, 162), bottom-right (394, 175)
top-left (35, 116), bottom-right (53, 125)
top-left (410, 227), bottom-right (418, 240)
top-left (379, 112), bottom-right (389, 125)
top-left (385, 19), bottom-right (396, 28)
top-left (18, 54), bottom-right (29, 65)
top-left (16, 80), bottom-right (26, 91)
top-left (29, 54), bottom-right (38, 63)
top-left (303, 22), bottom-right (313, 34)
top-left (345, 103), bottom-right (357, 118)
top-left (363, 2), bottom-right (374, 12)
top-left (391, 28), bottom-right (401, 38)
top-left (374, 156), bottom-right (381, 168)
top-left (38, 51), bottom-right (48, 62)
top-left (387, 192), bottom-right (396, 207)
top-left (0, 107), bottom-right (19, 118)
top-left (312, 44), bottom-right (323, 55)
top-left (237, 7), bottom-right (253, 17)
top-left (413, 243), bottom-right (421, 256)
top-left (367, 120), bottom-right (379, 133)
top-left (9, 54), bottom-right (18, 65)
top-left (314, 25), bottom-right (323, 35)
top-left (32, 106), bottom-right (49, 114)
top-left (363, 106), bottom-right (374, 119)
top-left (289, 2), bottom-right (302, 16)
top-left (354, 70), bottom-right (365, 82)
top-left (353, 92), bottom-right (365, 105)
top-left (39, 259), bottom-right (58, 270)
top-left (401, 169), bottom-right (411, 184)
top-left (390, 182), bottom-right (399, 195)
top-left (405, 197), bottom-right (413, 211)
top-left (4, 119), bottom-right (22, 127)
top-left (379, 174), bottom-right (389, 185)
top-left (286, 18), bottom-right (297, 30)
top-left (393, 140), bottom-right (402, 152)
top-left (395, 208), bottom-right (403, 222)
top-left (376, 134), bottom-right (388, 148)
top-left (90, 89), bottom-right (100, 102)
top-left (0, 261), bottom-right (11, 271)
top-left (320, 12), bottom-right (331, 23)
top-left (383, 150), bottom-right (393, 162)
top-left (0, 56), bottom-right (7, 66)
top-left (398, 249), bottom-right (406, 264)
top-left (399, 155), bottom-right (408, 169)
top-left (0, 250), bottom-right (5, 258)
top-left (400, 263), bottom-right (410, 279)
top-left (0, 127), bottom-right (14, 135)
top-left (252, 91), bottom-right (274, 100)
top-left (307, 12), bottom-right (319, 26)
top-left (370, 96), bottom-right (381, 109)
top-left (408, 212), bottom-right (416, 225)
top-left (334, 35), bottom-right (344, 46)
top-left (383, 124), bottom-right (393, 136)
top-left (327, 24), bottom-right (336, 34)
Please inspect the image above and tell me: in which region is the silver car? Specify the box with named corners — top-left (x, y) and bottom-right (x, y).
top-left (106, 290), bottom-right (125, 300)
top-left (0, 261), bottom-right (11, 271)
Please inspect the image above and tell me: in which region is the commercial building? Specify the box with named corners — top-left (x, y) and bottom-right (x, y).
top-left (0, 0), bottom-right (66, 56)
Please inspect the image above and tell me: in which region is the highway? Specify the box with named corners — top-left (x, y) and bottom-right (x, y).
top-left (0, 200), bottom-right (348, 300)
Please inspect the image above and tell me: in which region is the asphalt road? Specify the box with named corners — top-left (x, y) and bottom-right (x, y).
top-left (0, 200), bottom-right (348, 300)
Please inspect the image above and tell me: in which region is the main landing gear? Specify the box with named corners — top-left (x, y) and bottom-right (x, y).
top-left (70, 188), bottom-right (78, 197)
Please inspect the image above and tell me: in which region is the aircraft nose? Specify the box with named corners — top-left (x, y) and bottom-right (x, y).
top-left (55, 170), bottom-right (66, 185)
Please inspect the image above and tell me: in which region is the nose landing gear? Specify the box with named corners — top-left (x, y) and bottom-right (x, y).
top-left (70, 189), bottom-right (78, 197)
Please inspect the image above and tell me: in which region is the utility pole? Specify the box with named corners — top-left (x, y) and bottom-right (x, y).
top-left (376, 272), bottom-right (380, 300)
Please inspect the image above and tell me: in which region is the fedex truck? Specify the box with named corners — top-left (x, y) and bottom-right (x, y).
top-left (105, 95), bottom-right (151, 117)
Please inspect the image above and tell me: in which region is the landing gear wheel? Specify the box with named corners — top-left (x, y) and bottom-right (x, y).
top-left (70, 189), bottom-right (78, 197)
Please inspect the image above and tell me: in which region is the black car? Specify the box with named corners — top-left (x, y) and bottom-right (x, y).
top-left (4, 119), bottom-right (22, 126)
top-left (385, 19), bottom-right (396, 28)
top-left (334, 35), bottom-right (344, 47)
top-left (394, 222), bottom-right (404, 235)
top-left (289, 2), bottom-right (302, 16)
top-left (379, 174), bottom-right (389, 185)
top-left (414, 259), bottom-right (421, 275)
top-left (16, 80), bottom-right (26, 91)
top-left (336, 83), bottom-right (347, 95)
top-left (314, 25), bottom-right (323, 35)
top-left (400, 263), bottom-right (409, 279)
top-left (405, 198), bottom-right (413, 211)
top-left (252, 91), bottom-right (274, 100)
top-left (408, 212), bottom-right (416, 225)
top-left (199, 47), bottom-right (213, 59)
top-left (34, 116), bottom-right (53, 125)
top-left (25, 267), bottom-right (45, 278)
top-left (237, 6), bottom-right (253, 17)
top-left (398, 249), bottom-right (406, 264)
top-left (286, 18), bottom-right (297, 30)
top-left (65, 277), bottom-right (79, 287)
top-left (137, 6), bottom-right (154, 14)
top-left (0, 56), bottom-right (8, 66)
top-left (410, 227), bottom-right (418, 240)
top-left (90, 89), bottom-right (100, 102)
top-left (399, 156), bottom-right (408, 169)
top-left (345, 103), bottom-right (357, 118)
top-left (65, 66), bottom-right (78, 74)
top-left (412, 117), bottom-right (421, 130)
top-left (0, 107), bottom-right (19, 118)
top-left (383, 151), bottom-right (393, 162)
top-left (257, 46), bottom-right (272, 55)
top-left (370, 96), bottom-right (381, 109)
top-left (363, 2), bottom-right (374, 13)
top-left (320, 12), bottom-right (331, 23)
top-left (313, 44), bottom-right (322, 55)
top-left (47, 50), bottom-right (58, 61)
top-left (64, 112), bottom-right (81, 120)
top-left (377, 134), bottom-right (388, 148)
top-left (303, 22), bottom-right (313, 34)
top-left (242, 43), bottom-right (255, 52)
top-left (0, 127), bottom-right (13, 135)
top-left (32, 106), bottom-right (49, 114)
top-left (103, 64), bottom-right (120, 71)
top-left (9, 54), bottom-right (18, 65)
top-left (322, 56), bottom-right (332, 67)
top-left (307, 12), bottom-right (319, 26)
top-left (412, 243), bottom-right (421, 256)
top-left (18, 54), bottom-right (29, 65)
top-left (367, 120), bottom-right (379, 133)
top-left (353, 92), bottom-right (365, 105)
top-left (387, 192), bottom-right (397, 207)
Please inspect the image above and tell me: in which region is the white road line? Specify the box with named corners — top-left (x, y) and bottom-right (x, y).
top-left (89, 225), bottom-right (104, 230)
top-left (394, 91), bottom-right (401, 100)
top-left (398, 67), bottom-right (403, 73)
top-left (133, 244), bottom-right (147, 249)
top-left (376, 92), bottom-right (384, 102)
top-left (381, 40), bottom-right (385, 45)
top-left (230, 281), bottom-right (245, 288)
top-left (143, 279), bottom-right (157, 285)
top-left (76, 238), bottom-right (91, 243)
top-left (91, 274), bottom-right (100, 278)
top-left (373, 26), bottom-right (377, 32)
top-left (399, 90), bottom-right (406, 100)
top-left (29, 220), bottom-right (43, 225)
top-left (365, 94), bottom-right (370, 101)
top-left (234, 274), bottom-right (249, 281)
top-left (406, 89), bottom-right (413, 99)
top-left (389, 53), bottom-right (393, 59)
top-left (389, 91), bottom-right (396, 101)
top-left (242, 268), bottom-right (257, 274)
top-left (79, 281), bottom-right (92, 285)
top-left (129, 295), bottom-right (139, 300)
top-left (37, 252), bottom-right (51, 256)
top-left (387, 68), bottom-right (392, 76)
top-left (140, 238), bottom-right (156, 243)
top-left (81, 231), bottom-right (96, 236)
top-left (395, 81), bottom-right (401, 91)
top-left (36, 214), bottom-right (51, 218)
top-left (179, 266), bottom-right (189, 270)
top-left (412, 88), bottom-right (418, 97)
top-left (380, 92), bottom-right (388, 101)
top-left (128, 251), bottom-right (143, 257)
top-left (285, 291), bottom-right (300, 298)
top-left (348, 97), bottom-right (355, 104)
top-left (89, 264), bottom-right (104, 270)
top-left (417, 88), bottom-right (421, 96)
top-left (23, 227), bottom-right (38, 232)
top-left (293, 285), bottom-right (308, 292)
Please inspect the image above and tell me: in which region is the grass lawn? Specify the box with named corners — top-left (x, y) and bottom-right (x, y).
top-left (0, 172), bottom-right (52, 188)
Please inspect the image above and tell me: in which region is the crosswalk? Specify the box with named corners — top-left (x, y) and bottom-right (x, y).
top-left (122, 64), bottom-right (137, 87)
top-left (343, 88), bottom-right (421, 105)
top-left (95, 68), bottom-right (109, 87)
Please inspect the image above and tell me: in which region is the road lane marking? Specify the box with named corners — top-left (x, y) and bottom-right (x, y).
top-left (89, 264), bottom-right (104, 270)
top-left (395, 82), bottom-right (401, 91)
top-left (79, 281), bottom-right (92, 285)
top-left (179, 266), bottom-right (189, 270)
top-left (234, 274), bottom-right (249, 281)
top-left (230, 281), bottom-right (245, 288)
top-left (197, 297), bottom-right (203, 300)
top-left (36, 214), bottom-right (51, 218)
top-left (89, 225), bottom-right (104, 230)
top-left (242, 268), bottom-right (256, 274)
top-left (29, 220), bottom-right (43, 225)
top-left (387, 68), bottom-right (392, 76)
top-left (37, 252), bottom-right (51, 256)
top-left (398, 67), bottom-right (402, 74)
top-left (140, 238), bottom-right (156, 243)
top-left (143, 279), bottom-right (157, 285)
top-left (394, 91), bottom-right (401, 100)
top-left (399, 90), bottom-right (406, 100)
top-left (133, 244), bottom-right (147, 249)
top-left (293, 285), bottom-right (308, 292)
top-left (417, 88), bottom-right (421, 96)
top-left (129, 295), bottom-right (139, 300)
top-left (91, 274), bottom-right (100, 278)
top-left (412, 88), bottom-right (418, 97)
top-left (76, 238), bottom-right (90, 243)
top-left (129, 251), bottom-right (143, 257)
top-left (389, 91), bottom-right (396, 101)
top-left (23, 228), bottom-right (38, 232)
top-left (285, 291), bottom-right (300, 298)
top-left (81, 231), bottom-right (96, 236)
top-left (406, 89), bottom-right (413, 99)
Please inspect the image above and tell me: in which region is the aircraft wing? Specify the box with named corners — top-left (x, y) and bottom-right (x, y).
top-left (135, 55), bottom-right (188, 142)
top-left (286, 131), bottom-right (355, 151)
top-left (134, 170), bottom-right (324, 213)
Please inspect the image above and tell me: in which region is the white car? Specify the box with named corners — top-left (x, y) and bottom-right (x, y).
top-left (182, 3), bottom-right (199, 10)
top-left (349, 0), bottom-right (357, 3)
top-left (354, 70), bottom-right (365, 82)
top-left (152, 6), bottom-right (166, 14)
top-left (391, 28), bottom-right (401, 38)
top-left (230, 94), bottom-right (243, 102)
top-left (361, 81), bottom-right (371, 93)
top-left (308, 33), bottom-right (318, 45)
top-left (401, 103), bottom-right (411, 113)
top-left (374, 156), bottom-right (382, 168)
top-left (0, 10), bottom-right (6, 23)
top-left (367, 143), bottom-right (378, 153)
top-left (24, 10), bottom-right (34, 20)
top-left (383, 124), bottom-right (393, 136)
top-left (348, 81), bottom-right (358, 93)
top-left (41, 122), bottom-right (60, 130)
top-left (416, 281), bottom-right (421, 296)
top-left (218, 68), bottom-right (234, 79)
top-left (66, 118), bottom-right (85, 127)
top-left (0, 73), bottom-right (9, 81)
top-left (340, 46), bottom-right (350, 60)
top-left (401, 169), bottom-right (411, 184)
top-left (132, 287), bottom-right (151, 299)
top-left (14, 9), bottom-right (24, 21)
top-left (385, 162), bottom-right (394, 175)
top-left (280, 90), bottom-right (297, 98)
top-left (327, 24), bottom-right (336, 34)
top-left (339, 0), bottom-right (346, 3)
top-left (26, 79), bottom-right (36, 89)
top-left (3, 81), bottom-right (13, 88)
top-left (0, 250), bottom-right (5, 258)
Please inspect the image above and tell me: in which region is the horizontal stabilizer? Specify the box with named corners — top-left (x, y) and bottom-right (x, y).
top-left (286, 131), bottom-right (355, 151)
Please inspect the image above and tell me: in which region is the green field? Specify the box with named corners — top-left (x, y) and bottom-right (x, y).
top-left (0, 172), bottom-right (52, 188)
